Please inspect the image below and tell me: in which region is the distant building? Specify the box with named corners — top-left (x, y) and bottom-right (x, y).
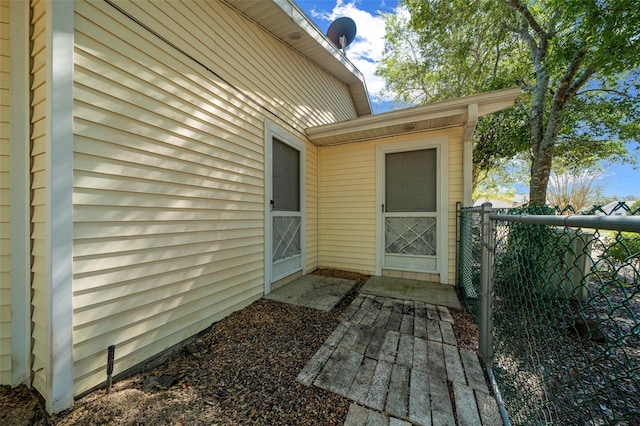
top-left (594, 200), bottom-right (637, 216)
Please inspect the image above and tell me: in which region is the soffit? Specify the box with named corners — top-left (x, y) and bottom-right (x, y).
top-left (223, 0), bottom-right (372, 117)
top-left (305, 87), bottom-right (522, 146)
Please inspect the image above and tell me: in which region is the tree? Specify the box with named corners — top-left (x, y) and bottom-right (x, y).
top-left (377, 1), bottom-right (531, 197)
top-left (377, 0), bottom-right (640, 205)
top-left (546, 170), bottom-right (602, 212)
top-left (502, 0), bottom-right (640, 204)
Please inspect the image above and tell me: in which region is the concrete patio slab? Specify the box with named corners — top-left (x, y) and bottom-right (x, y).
top-left (263, 274), bottom-right (356, 311)
top-left (361, 276), bottom-right (462, 310)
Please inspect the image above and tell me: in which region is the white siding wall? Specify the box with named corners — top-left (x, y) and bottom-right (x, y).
top-left (71, 0), bottom-right (353, 395)
top-left (318, 128), bottom-right (464, 283)
top-left (30, 0), bottom-right (47, 394)
top-left (0, 0), bottom-right (10, 385)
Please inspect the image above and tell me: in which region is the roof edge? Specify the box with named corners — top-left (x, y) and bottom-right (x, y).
top-left (307, 87), bottom-right (521, 141)
top-left (224, 0), bottom-right (372, 116)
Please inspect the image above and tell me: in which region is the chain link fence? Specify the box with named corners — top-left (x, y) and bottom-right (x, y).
top-left (457, 202), bottom-right (640, 425)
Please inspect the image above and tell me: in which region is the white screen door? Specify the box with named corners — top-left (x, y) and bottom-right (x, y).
top-left (383, 148), bottom-right (438, 272)
top-left (271, 138), bottom-right (302, 281)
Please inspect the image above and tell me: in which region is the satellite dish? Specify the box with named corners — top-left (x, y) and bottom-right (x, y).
top-left (327, 17), bottom-right (357, 51)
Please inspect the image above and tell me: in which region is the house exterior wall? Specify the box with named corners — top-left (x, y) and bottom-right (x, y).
top-left (318, 128), bottom-right (464, 284)
top-left (0, 0), bottom-right (10, 385)
top-left (69, 0), bottom-right (353, 395)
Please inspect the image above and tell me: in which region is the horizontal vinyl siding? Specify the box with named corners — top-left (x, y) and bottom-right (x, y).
top-left (30, 0), bottom-right (47, 395)
top-left (318, 129), bottom-right (464, 281)
top-left (71, 0), bottom-right (338, 394)
top-left (319, 143), bottom-right (377, 273)
top-left (0, 0), bottom-right (9, 385)
top-left (109, 0), bottom-right (357, 129)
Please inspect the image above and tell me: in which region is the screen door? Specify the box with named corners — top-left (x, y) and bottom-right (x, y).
top-left (271, 138), bottom-right (302, 281)
top-left (383, 148), bottom-right (438, 272)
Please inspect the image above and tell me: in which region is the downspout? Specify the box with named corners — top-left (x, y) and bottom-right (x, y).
top-left (463, 103), bottom-right (478, 206)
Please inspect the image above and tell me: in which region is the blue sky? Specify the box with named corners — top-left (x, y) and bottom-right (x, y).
top-left (295, 0), bottom-right (639, 199)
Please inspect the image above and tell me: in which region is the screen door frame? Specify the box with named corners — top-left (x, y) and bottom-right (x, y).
top-left (264, 120), bottom-right (306, 294)
top-left (375, 136), bottom-right (449, 282)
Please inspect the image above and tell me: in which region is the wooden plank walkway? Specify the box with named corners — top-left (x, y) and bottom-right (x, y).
top-left (297, 294), bottom-right (502, 426)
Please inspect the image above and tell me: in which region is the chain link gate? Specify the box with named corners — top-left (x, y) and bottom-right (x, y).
top-left (457, 202), bottom-right (640, 425)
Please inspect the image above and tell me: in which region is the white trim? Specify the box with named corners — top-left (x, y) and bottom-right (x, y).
top-left (463, 104), bottom-right (478, 205)
top-left (45, 0), bottom-right (74, 413)
top-left (264, 120), bottom-right (306, 294)
top-left (375, 136), bottom-right (449, 283)
top-left (9, 0), bottom-right (31, 387)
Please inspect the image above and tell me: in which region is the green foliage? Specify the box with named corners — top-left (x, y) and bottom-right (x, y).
top-left (606, 232), bottom-right (640, 266)
top-left (377, 0), bottom-right (640, 203)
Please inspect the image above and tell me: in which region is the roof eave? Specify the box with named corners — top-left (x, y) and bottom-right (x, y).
top-left (306, 87), bottom-right (521, 146)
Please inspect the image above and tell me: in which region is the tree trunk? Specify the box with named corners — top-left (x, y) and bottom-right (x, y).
top-left (529, 141), bottom-right (553, 205)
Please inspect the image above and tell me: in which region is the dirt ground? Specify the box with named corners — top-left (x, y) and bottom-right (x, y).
top-left (0, 270), bottom-right (478, 425)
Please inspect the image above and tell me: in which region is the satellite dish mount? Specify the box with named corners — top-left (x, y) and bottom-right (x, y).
top-left (327, 17), bottom-right (357, 54)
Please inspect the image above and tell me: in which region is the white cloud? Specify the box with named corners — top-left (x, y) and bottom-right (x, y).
top-left (310, 1), bottom-right (405, 103)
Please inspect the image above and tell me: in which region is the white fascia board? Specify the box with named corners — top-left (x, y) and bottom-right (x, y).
top-left (306, 87), bottom-right (521, 140)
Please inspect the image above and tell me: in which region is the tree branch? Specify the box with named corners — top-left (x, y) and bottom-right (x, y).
top-left (567, 67), bottom-right (597, 99)
top-left (503, 0), bottom-right (548, 40)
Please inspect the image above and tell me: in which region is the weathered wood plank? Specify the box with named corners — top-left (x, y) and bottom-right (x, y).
top-left (324, 321), bottom-right (350, 347)
top-left (426, 319), bottom-right (442, 342)
top-left (379, 331), bottom-right (400, 363)
top-left (344, 403), bottom-right (370, 426)
top-left (425, 304), bottom-right (438, 320)
top-left (365, 327), bottom-right (388, 359)
top-left (443, 344), bottom-right (465, 385)
top-left (352, 324), bottom-right (375, 354)
top-left (396, 334), bottom-right (414, 368)
top-left (427, 340), bottom-right (447, 380)
top-left (386, 312), bottom-right (402, 331)
top-left (361, 307), bottom-right (381, 326)
top-left (348, 357), bottom-right (378, 405)
top-left (330, 351), bottom-right (364, 397)
top-left (365, 360), bottom-right (393, 411)
top-left (430, 376), bottom-right (455, 426)
top-left (366, 409), bottom-right (390, 426)
top-left (460, 348), bottom-right (489, 393)
top-left (437, 306), bottom-right (454, 323)
top-left (475, 389), bottom-right (503, 426)
top-left (440, 321), bottom-right (457, 346)
top-left (386, 364), bottom-right (410, 419)
top-left (389, 417), bottom-right (412, 426)
top-left (296, 344), bottom-right (333, 385)
top-left (453, 383), bottom-right (481, 426)
top-left (409, 368), bottom-right (431, 426)
top-left (314, 346), bottom-right (349, 390)
top-left (373, 309), bottom-right (391, 329)
top-left (414, 315), bottom-right (428, 339)
top-left (400, 314), bottom-right (414, 335)
top-left (412, 337), bottom-right (429, 372)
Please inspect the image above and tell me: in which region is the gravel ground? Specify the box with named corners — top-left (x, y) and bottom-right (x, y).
top-left (0, 270), bottom-right (478, 425)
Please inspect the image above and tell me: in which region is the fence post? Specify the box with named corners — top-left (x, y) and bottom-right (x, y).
top-left (479, 202), bottom-right (495, 368)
